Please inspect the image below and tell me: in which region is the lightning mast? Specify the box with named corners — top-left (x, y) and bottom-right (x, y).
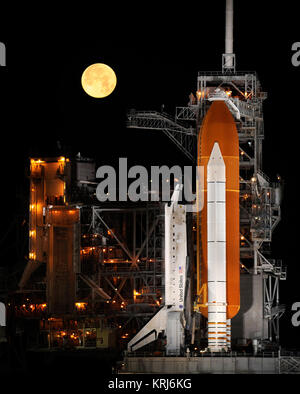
top-left (223, 0), bottom-right (235, 72)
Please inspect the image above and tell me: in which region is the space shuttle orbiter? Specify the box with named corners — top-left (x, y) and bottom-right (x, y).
top-left (127, 184), bottom-right (187, 356)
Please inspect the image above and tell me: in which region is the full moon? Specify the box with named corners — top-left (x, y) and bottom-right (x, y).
top-left (81, 63), bottom-right (117, 98)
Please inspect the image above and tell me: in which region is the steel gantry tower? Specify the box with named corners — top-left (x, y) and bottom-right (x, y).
top-left (126, 66), bottom-right (286, 348)
top-left (126, 0), bottom-right (286, 349)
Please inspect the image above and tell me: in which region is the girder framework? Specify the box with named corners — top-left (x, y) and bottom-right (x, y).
top-left (126, 69), bottom-right (286, 345)
top-left (126, 110), bottom-right (196, 162)
top-left (81, 204), bottom-right (164, 329)
top-left (279, 355), bottom-right (300, 374)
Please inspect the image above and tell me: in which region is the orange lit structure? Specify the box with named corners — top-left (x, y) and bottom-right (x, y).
top-left (15, 155), bottom-right (164, 351)
top-left (29, 157), bottom-right (70, 264)
top-left (26, 157), bottom-right (81, 315)
top-left (47, 206), bottom-right (80, 314)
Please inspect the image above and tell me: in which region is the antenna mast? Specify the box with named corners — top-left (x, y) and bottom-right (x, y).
top-left (222, 0), bottom-right (236, 73)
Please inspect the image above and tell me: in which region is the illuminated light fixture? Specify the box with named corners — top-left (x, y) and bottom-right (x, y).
top-left (75, 302), bottom-right (87, 310)
top-left (29, 252), bottom-right (36, 260)
top-left (31, 159), bottom-right (44, 164)
top-left (196, 90), bottom-right (205, 100)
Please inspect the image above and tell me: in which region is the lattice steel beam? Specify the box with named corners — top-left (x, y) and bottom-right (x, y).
top-left (126, 110), bottom-right (196, 162)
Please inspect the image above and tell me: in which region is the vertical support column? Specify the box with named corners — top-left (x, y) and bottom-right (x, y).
top-left (225, 0), bottom-right (234, 59)
top-left (133, 211), bottom-right (136, 261)
top-left (268, 275), bottom-right (272, 341)
top-left (222, 0), bottom-right (236, 72)
top-left (254, 241), bottom-right (258, 275)
top-left (275, 277), bottom-right (280, 342)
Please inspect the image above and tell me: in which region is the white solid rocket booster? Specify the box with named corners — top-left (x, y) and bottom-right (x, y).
top-left (207, 142), bottom-right (227, 351)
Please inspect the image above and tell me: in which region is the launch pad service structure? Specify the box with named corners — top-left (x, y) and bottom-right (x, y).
top-left (123, 0), bottom-right (292, 374)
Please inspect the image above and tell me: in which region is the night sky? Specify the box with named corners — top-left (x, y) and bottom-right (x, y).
top-left (0, 2), bottom-right (299, 348)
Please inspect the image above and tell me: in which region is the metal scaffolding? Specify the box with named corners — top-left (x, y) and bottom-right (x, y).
top-left (126, 69), bottom-right (286, 346)
top-left (79, 203), bottom-right (165, 331)
top-left (126, 110), bottom-right (196, 162)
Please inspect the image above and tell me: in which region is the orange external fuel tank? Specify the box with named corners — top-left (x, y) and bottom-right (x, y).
top-left (197, 100), bottom-right (240, 319)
